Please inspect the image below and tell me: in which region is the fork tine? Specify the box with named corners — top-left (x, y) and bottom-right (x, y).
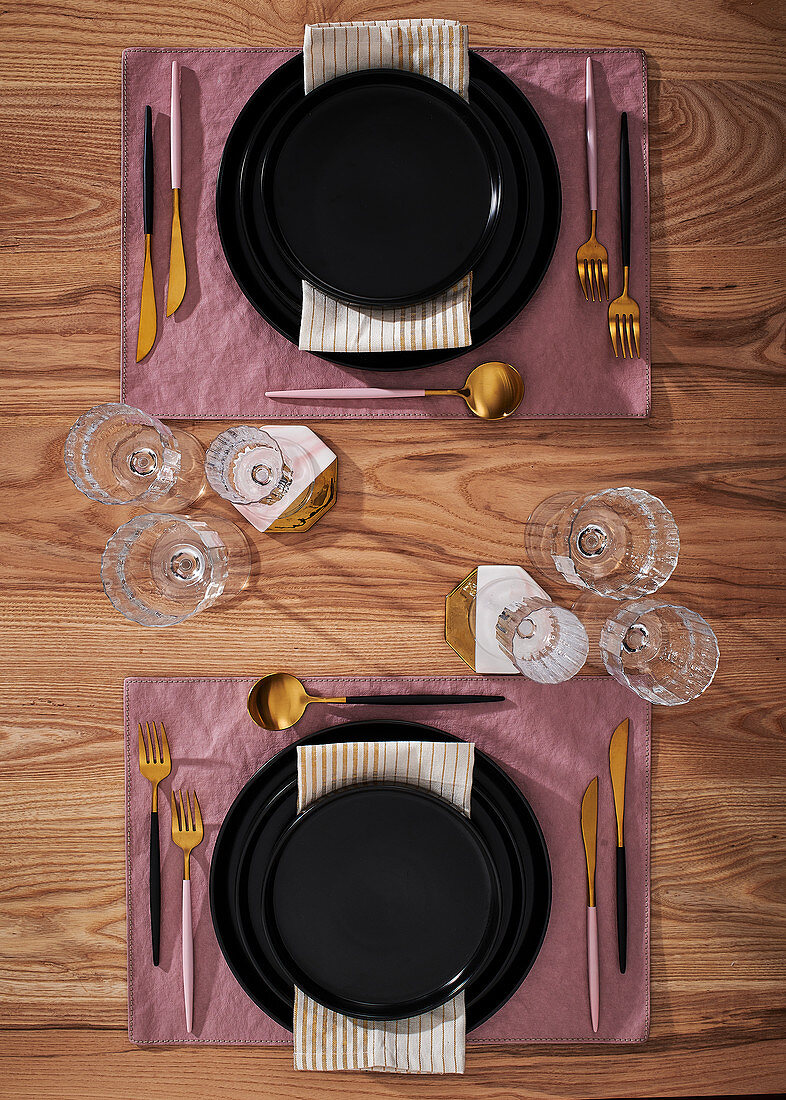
top-left (577, 258), bottom-right (589, 301)
top-left (609, 314), bottom-right (619, 357)
top-left (193, 791), bottom-right (203, 834)
top-left (601, 260), bottom-right (609, 301)
top-left (592, 262), bottom-right (602, 303)
top-left (632, 315), bottom-right (641, 358)
top-left (159, 722), bottom-right (170, 767)
top-left (146, 721), bottom-right (157, 764)
top-left (186, 790), bottom-right (194, 831)
top-left (178, 789), bottom-right (187, 831)
top-left (621, 315), bottom-right (629, 358)
top-left (138, 723), bottom-right (148, 766)
top-left (628, 314), bottom-right (637, 359)
top-left (171, 788), bottom-right (179, 832)
top-left (152, 722), bottom-right (163, 765)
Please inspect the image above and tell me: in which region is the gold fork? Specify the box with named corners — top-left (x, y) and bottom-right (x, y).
top-left (577, 58), bottom-right (609, 302)
top-left (608, 112), bottom-right (641, 358)
top-left (171, 788), bottom-right (203, 1033)
top-left (138, 721), bottom-right (171, 966)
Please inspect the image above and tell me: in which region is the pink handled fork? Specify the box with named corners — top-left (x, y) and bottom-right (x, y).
top-left (576, 58), bottom-right (609, 302)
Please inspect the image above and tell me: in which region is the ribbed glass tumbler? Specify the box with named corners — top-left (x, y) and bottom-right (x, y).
top-left (101, 513), bottom-right (251, 626)
top-left (64, 403), bottom-right (205, 511)
top-left (525, 487), bottom-right (680, 599)
top-left (496, 597), bottom-right (589, 683)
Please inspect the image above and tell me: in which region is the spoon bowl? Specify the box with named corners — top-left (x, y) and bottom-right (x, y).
top-left (455, 361), bottom-right (525, 419)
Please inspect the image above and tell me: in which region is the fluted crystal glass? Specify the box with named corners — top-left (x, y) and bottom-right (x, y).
top-left (600, 599), bottom-right (719, 705)
top-left (525, 487), bottom-right (680, 599)
top-left (64, 403), bottom-right (205, 510)
top-left (101, 513), bottom-right (251, 626)
top-left (496, 597), bottom-right (589, 683)
top-left (205, 426), bottom-right (294, 506)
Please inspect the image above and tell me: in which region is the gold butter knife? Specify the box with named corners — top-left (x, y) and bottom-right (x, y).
top-left (581, 775), bottom-right (599, 1033)
top-left (610, 717), bottom-right (629, 973)
top-left (166, 60), bottom-right (186, 316)
top-left (136, 105), bottom-right (156, 361)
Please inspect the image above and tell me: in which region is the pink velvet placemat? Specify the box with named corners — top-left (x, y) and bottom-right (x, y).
top-left (124, 675), bottom-right (650, 1046)
top-left (120, 47), bottom-right (650, 420)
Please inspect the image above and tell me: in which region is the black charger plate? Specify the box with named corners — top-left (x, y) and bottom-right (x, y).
top-left (261, 68), bottom-right (502, 307)
top-left (210, 720), bottom-right (551, 1032)
top-left (261, 783), bottom-right (502, 1018)
top-left (217, 52), bottom-right (561, 372)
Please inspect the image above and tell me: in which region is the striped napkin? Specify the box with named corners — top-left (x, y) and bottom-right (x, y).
top-left (299, 20), bottom-right (473, 354)
top-left (293, 740), bottom-right (474, 1073)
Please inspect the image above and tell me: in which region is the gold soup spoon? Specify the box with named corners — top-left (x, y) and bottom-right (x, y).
top-left (265, 361), bottom-right (525, 421)
top-left (247, 672), bottom-right (505, 732)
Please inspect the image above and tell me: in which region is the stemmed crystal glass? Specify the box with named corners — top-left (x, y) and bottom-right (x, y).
top-left (101, 513), bottom-right (251, 626)
top-left (600, 599), bottom-right (719, 704)
top-left (496, 597), bottom-right (589, 683)
top-left (524, 487), bottom-right (680, 599)
top-left (65, 403), bottom-right (205, 511)
top-left (205, 426), bottom-right (294, 506)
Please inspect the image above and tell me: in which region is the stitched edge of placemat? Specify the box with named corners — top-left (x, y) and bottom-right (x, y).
top-left (119, 46), bottom-right (651, 421)
top-left (124, 675), bottom-right (650, 1045)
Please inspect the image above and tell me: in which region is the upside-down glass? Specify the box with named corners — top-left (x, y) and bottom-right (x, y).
top-left (600, 599), bottom-right (719, 704)
top-left (205, 426), bottom-right (293, 506)
top-left (496, 597), bottom-right (589, 683)
top-left (64, 403), bottom-right (205, 510)
top-left (101, 513), bottom-right (251, 626)
top-left (524, 487), bottom-right (680, 599)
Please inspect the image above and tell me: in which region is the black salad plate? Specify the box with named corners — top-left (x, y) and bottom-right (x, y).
top-left (261, 68), bottom-right (502, 308)
top-left (260, 783), bottom-right (501, 1018)
top-left (217, 52), bottom-right (561, 372)
top-left (210, 720), bottom-right (552, 1032)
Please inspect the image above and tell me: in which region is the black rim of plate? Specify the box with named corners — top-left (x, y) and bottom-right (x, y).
top-left (259, 67), bottom-right (503, 308)
top-left (216, 52), bottom-right (561, 372)
top-left (209, 719), bottom-right (552, 1031)
top-left (259, 781), bottom-right (503, 1019)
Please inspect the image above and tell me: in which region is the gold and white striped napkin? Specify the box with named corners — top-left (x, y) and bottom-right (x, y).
top-left (299, 20), bottom-right (473, 354)
top-left (293, 739), bottom-right (475, 1073)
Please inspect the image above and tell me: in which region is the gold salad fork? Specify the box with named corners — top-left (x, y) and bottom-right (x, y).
top-left (138, 721), bottom-right (171, 966)
top-left (577, 58), bottom-right (609, 302)
top-left (171, 788), bottom-right (203, 1033)
top-left (608, 112), bottom-right (641, 358)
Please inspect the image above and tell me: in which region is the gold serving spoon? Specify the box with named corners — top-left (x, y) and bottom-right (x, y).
top-left (265, 361), bottom-right (525, 421)
top-left (247, 672), bottom-right (505, 732)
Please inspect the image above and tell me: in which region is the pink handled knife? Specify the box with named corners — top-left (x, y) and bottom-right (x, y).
top-left (166, 59), bottom-right (186, 316)
top-left (581, 776), bottom-right (600, 1033)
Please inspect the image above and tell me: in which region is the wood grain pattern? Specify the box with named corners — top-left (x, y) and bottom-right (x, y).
top-left (1, 0), bottom-right (785, 1096)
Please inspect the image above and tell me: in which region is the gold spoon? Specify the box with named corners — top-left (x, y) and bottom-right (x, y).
top-left (247, 672), bottom-right (505, 732)
top-left (265, 361), bottom-right (525, 421)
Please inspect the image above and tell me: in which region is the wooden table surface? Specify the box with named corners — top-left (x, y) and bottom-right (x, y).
top-left (1, 1), bottom-right (785, 1096)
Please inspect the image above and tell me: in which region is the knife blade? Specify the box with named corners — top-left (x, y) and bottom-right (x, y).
top-left (166, 60), bottom-right (186, 316)
top-left (136, 105), bottom-right (156, 361)
top-left (581, 775), bottom-right (599, 1033)
top-left (610, 717), bottom-right (629, 973)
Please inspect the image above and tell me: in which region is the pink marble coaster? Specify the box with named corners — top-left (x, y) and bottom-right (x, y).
top-left (124, 675), bottom-right (650, 1045)
top-left (121, 47), bottom-right (650, 420)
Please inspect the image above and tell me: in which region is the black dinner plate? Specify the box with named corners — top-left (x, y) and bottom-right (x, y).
top-left (261, 68), bottom-right (502, 307)
top-left (210, 720), bottom-right (551, 1031)
top-left (217, 52), bottom-right (561, 372)
top-left (260, 783), bottom-right (502, 1018)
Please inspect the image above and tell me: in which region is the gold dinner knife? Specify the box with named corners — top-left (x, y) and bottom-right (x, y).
top-left (166, 60), bottom-right (186, 316)
top-left (136, 105), bottom-right (156, 361)
top-left (610, 717), bottom-right (629, 973)
top-left (581, 775), bottom-right (599, 1033)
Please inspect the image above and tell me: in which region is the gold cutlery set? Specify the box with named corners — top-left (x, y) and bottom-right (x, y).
top-left (138, 721), bottom-right (202, 1032)
top-left (580, 718), bottom-right (630, 1032)
top-left (578, 58), bottom-right (641, 359)
top-left (136, 60), bottom-right (187, 362)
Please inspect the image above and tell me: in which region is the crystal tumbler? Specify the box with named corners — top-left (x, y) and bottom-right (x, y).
top-left (600, 599), bottom-right (719, 704)
top-left (525, 487), bottom-right (680, 599)
top-left (64, 403), bottom-right (205, 510)
top-left (496, 597), bottom-right (589, 683)
top-left (205, 426), bottom-right (294, 506)
top-left (101, 513), bottom-right (251, 626)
